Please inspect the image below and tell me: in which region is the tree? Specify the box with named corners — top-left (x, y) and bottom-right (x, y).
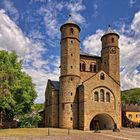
top-left (0, 50), bottom-right (37, 127)
top-left (121, 88), bottom-right (140, 104)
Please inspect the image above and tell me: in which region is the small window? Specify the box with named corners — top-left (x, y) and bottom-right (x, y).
top-left (71, 40), bottom-right (73, 44)
top-left (94, 91), bottom-right (99, 102)
top-left (71, 53), bottom-right (73, 56)
top-left (71, 104), bottom-right (72, 108)
top-left (128, 114), bottom-right (132, 119)
top-left (62, 103), bottom-right (65, 110)
top-left (70, 77), bottom-right (73, 81)
top-left (111, 37), bottom-right (114, 43)
top-left (80, 63), bottom-right (85, 71)
top-left (70, 117), bottom-right (73, 121)
top-left (71, 92), bottom-right (72, 96)
top-left (70, 28), bottom-right (74, 34)
top-left (100, 73), bottom-right (105, 80)
top-left (71, 66), bottom-right (73, 69)
top-left (136, 114), bottom-right (140, 118)
top-left (90, 64), bottom-right (97, 72)
top-left (100, 89), bottom-right (104, 102)
top-left (106, 92), bottom-right (110, 102)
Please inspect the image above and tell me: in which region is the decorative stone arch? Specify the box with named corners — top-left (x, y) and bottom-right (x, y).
top-left (91, 86), bottom-right (116, 110)
top-left (89, 113), bottom-right (115, 130)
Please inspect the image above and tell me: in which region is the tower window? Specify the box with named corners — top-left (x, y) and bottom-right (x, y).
top-left (100, 73), bottom-right (105, 80)
top-left (71, 92), bottom-right (72, 96)
top-left (111, 37), bottom-right (114, 43)
top-left (71, 66), bottom-right (73, 69)
top-left (106, 92), bottom-right (110, 102)
top-left (80, 62), bottom-right (85, 71)
top-left (62, 103), bottom-right (65, 110)
top-left (70, 117), bottom-right (73, 121)
top-left (71, 53), bottom-right (73, 56)
top-left (70, 28), bottom-right (74, 34)
top-left (71, 104), bottom-right (73, 108)
top-left (70, 77), bottom-right (73, 81)
top-left (94, 91), bottom-right (99, 102)
top-left (71, 40), bottom-right (73, 44)
top-left (100, 89), bottom-right (104, 102)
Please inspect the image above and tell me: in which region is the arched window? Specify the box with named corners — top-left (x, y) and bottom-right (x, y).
top-left (106, 92), bottom-right (110, 102)
top-left (90, 64), bottom-right (97, 72)
top-left (111, 37), bottom-right (114, 43)
top-left (80, 62), bottom-right (85, 71)
top-left (94, 91), bottom-right (99, 102)
top-left (100, 73), bottom-right (105, 80)
top-left (70, 28), bottom-right (74, 34)
top-left (100, 89), bottom-right (104, 102)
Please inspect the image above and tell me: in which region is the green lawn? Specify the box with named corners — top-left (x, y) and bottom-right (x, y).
top-left (0, 128), bottom-right (83, 137)
top-left (0, 128), bottom-right (49, 137)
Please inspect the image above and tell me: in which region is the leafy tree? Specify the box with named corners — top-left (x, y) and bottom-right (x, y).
top-left (0, 50), bottom-right (37, 127)
top-left (121, 88), bottom-right (140, 104)
top-left (33, 103), bottom-right (44, 111)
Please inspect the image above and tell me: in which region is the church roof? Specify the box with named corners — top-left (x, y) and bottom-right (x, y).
top-left (101, 25), bottom-right (119, 40)
top-left (51, 81), bottom-right (59, 90)
top-left (80, 52), bottom-right (101, 58)
top-left (65, 14), bottom-right (75, 24)
top-left (122, 104), bottom-right (140, 112)
top-left (60, 15), bottom-right (80, 31)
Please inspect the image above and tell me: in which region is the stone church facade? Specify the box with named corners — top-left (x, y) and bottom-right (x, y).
top-left (44, 16), bottom-right (121, 130)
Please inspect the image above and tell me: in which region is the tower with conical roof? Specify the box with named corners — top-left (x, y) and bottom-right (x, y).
top-left (101, 25), bottom-right (120, 83)
top-left (59, 15), bottom-right (80, 128)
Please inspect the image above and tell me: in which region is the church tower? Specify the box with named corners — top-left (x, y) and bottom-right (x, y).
top-left (101, 25), bottom-right (120, 83)
top-left (59, 16), bottom-right (80, 128)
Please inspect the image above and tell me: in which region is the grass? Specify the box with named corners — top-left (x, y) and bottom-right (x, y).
top-left (0, 128), bottom-right (49, 137)
top-left (0, 128), bottom-right (84, 137)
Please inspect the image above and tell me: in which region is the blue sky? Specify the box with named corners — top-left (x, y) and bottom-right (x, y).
top-left (0, 0), bottom-right (140, 103)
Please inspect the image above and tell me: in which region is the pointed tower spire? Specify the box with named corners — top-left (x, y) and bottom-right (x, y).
top-left (101, 25), bottom-right (119, 41)
top-left (65, 14), bottom-right (75, 24)
top-left (60, 14), bottom-right (80, 32)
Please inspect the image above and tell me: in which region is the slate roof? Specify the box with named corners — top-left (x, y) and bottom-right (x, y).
top-left (80, 52), bottom-right (101, 59)
top-left (122, 104), bottom-right (140, 112)
top-left (51, 81), bottom-right (59, 90)
top-left (65, 14), bottom-right (75, 24)
top-left (101, 25), bottom-right (119, 40)
top-left (60, 15), bottom-right (80, 31)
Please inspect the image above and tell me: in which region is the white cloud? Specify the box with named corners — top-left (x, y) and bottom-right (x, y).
top-left (83, 29), bottom-right (103, 56)
top-left (38, 0), bottom-right (86, 38)
top-left (129, 0), bottom-right (137, 7)
top-left (38, 1), bottom-right (64, 39)
top-left (0, 9), bottom-right (29, 57)
top-left (0, 9), bottom-right (59, 103)
top-left (66, 0), bottom-right (86, 24)
top-left (2, 0), bottom-right (19, 22)
top-left (93, 3), bottom-right (98, 18)
top-left (83, 10), bottom-right (140, 90)
top-left (131, 11), bottom-right (140, 35)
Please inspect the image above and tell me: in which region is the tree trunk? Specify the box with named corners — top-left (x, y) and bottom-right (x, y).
top-left (0, 110), bottom-right (2, 125)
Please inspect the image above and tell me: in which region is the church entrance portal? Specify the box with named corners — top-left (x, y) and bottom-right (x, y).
top-left (90, 114), bottom-right (114, 130)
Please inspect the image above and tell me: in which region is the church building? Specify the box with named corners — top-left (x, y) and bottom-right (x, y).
top-left (44, 16), bottom-right (121, 130)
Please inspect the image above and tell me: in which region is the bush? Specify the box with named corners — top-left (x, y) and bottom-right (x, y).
top-left (136, 123), bottom-right (140, 128)
top-left (18, 113), bottom-right (41, 128)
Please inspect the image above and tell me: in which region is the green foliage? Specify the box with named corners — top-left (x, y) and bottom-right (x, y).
top-left (0, 50), bottom-right (38, 127)
top-left (33, 104), bottom-right (44, 111)
top-left (18, 113), bottom-right (41, 128)
top-left (121, 88), bottom-right (140, 104)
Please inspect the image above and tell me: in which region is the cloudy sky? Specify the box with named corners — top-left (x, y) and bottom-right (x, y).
top-left (0, 0), bottom-right (140, 103)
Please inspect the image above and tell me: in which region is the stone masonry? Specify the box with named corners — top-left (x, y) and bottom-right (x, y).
top-left (44, 17), bottom-right (121, 131)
